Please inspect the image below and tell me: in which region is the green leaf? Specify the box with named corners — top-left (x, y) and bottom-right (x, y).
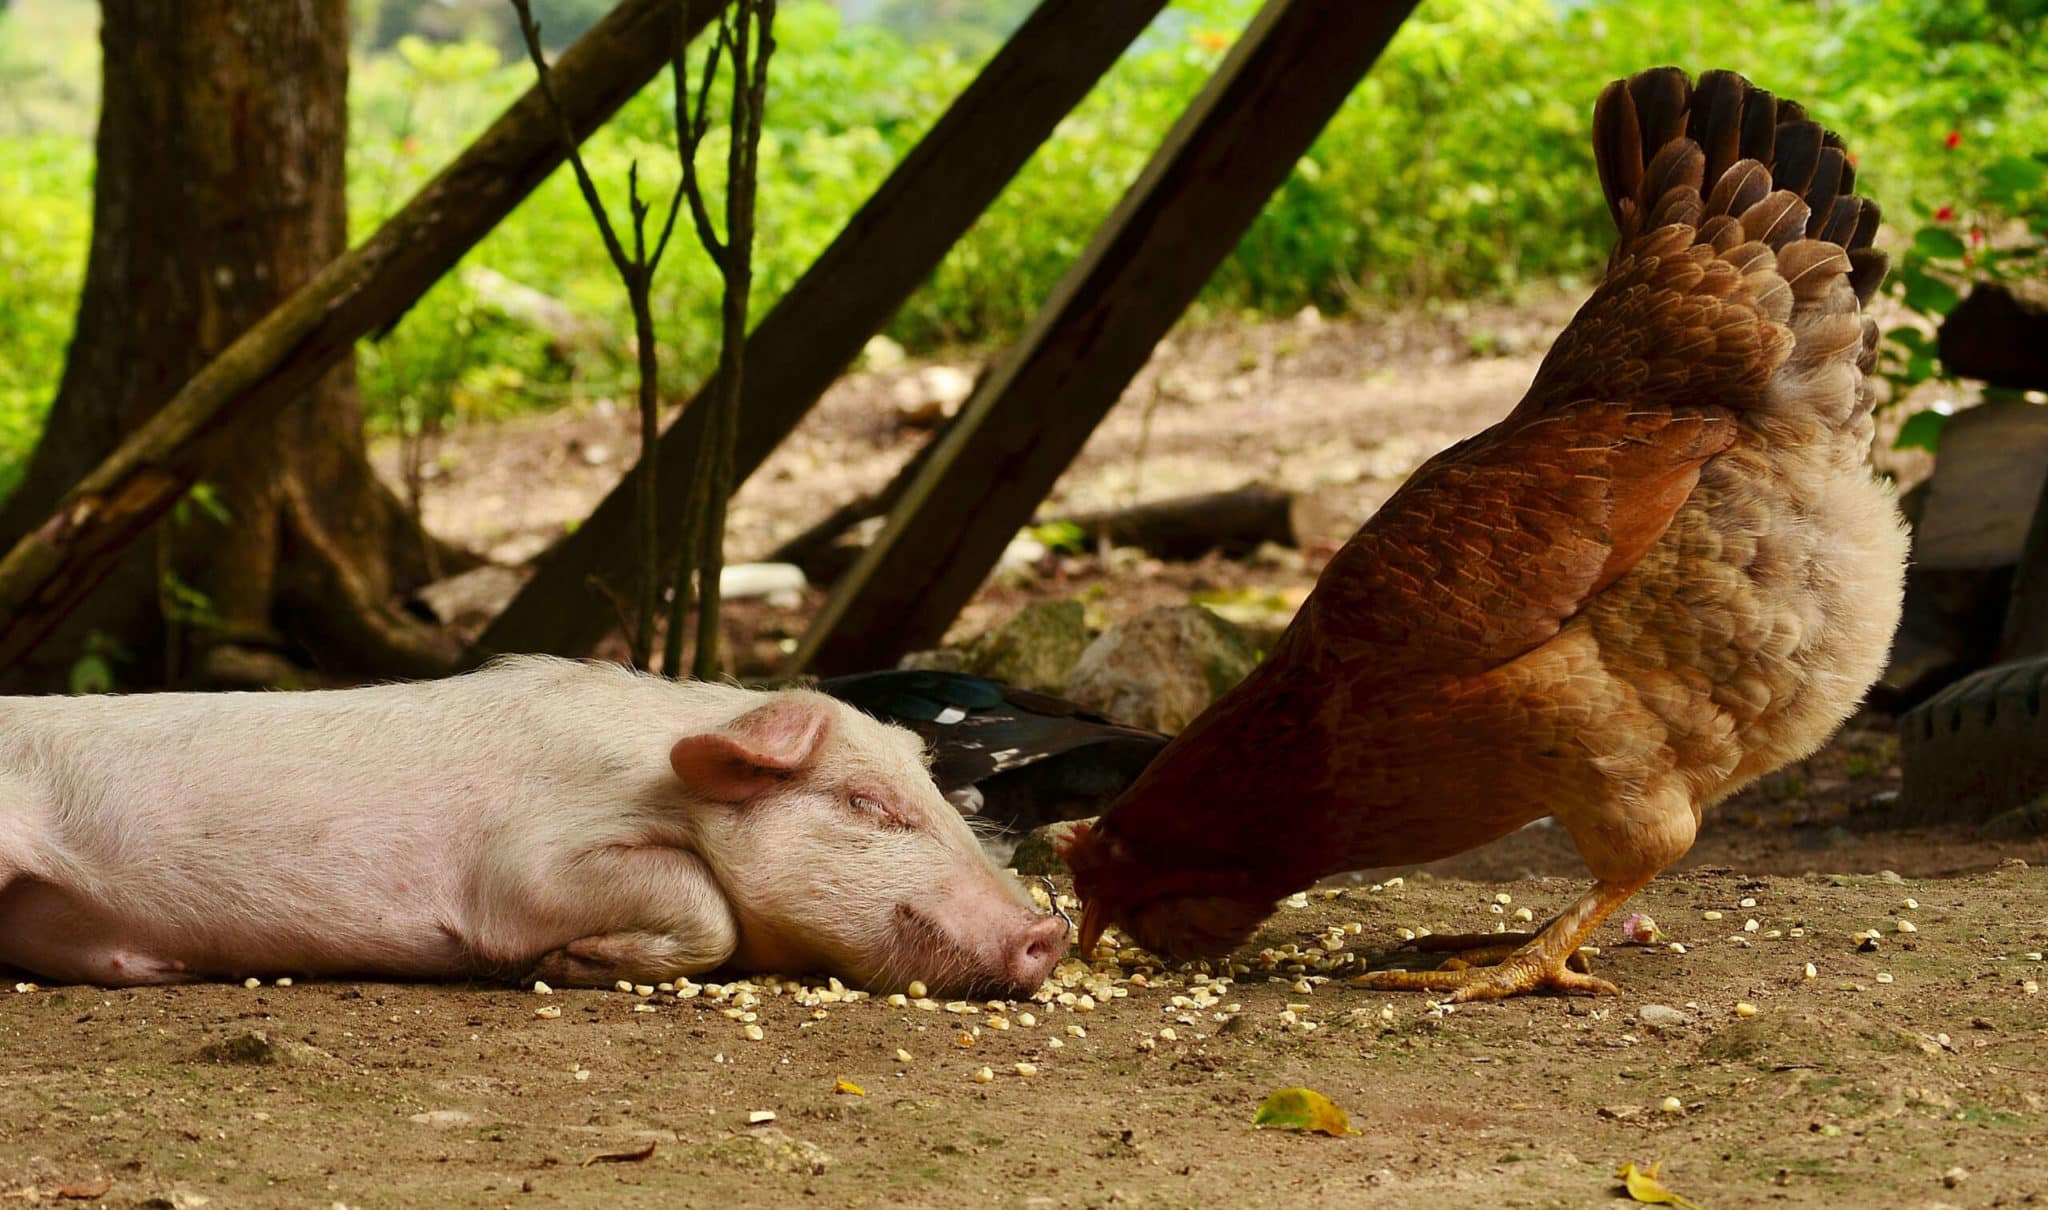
top-left (1901, 271), bottom-right (1962, 317)
top-left (1252, 1087), bottom-right (1358, 1137)
top-left (1911, 227), bottom-right (1968, 261)
top-left (1029, 520), bottom-right (1088, 555)
top-left (1893, 410), bottom-right (1948, 453)
top-left (1885, 326), bottom-right (1933, 356)
top-left (1982, 155), bottom-right (2048, 206)
top-left (68, 653), bottom-right (114, 696)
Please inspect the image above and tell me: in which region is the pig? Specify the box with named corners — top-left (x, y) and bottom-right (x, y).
top-left (0, 656), bottom-right (1068, 995)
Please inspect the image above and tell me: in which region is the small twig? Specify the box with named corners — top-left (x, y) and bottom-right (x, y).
top-left (665, 0), bottom-right (775, 679)
top-left (510, 0), bottom-right (687, 670)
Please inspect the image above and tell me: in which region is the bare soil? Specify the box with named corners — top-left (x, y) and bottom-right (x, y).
top-left (7, 303), bottom-right (2032, 1209)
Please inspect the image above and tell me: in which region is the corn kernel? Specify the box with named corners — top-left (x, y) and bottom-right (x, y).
top-left (895, 1048), bottom-right (913, 1063)
top-left (1735, 1001), bottom-right (1757, 1017)
top-left (743, 1024), bottom-right (765, 1042)
top-left (534, 1005), bottom-right (562, 1019)
top-left (906, 980), bottom-right (928, 999)
top-left (972, 1066), bottom-right (994, 1083)
top-left (1013, 1062), bottom-right (1038, 1077)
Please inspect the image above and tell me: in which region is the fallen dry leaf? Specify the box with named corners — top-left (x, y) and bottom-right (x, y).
top-left (581, 1140), bottom-right (658, 1167)
top-left (1618, 1159), bottom-right (1702, 1209)
top-left (1251, 1087), bottom-right (1357, 1138)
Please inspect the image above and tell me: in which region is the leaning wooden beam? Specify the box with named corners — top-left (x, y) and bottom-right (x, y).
top-left (791, 0), bottom-right (1419, 674)
top-left (0, 0), bottom-right (707, 671)
top-left (476, 0), bottom-right (1169, 659)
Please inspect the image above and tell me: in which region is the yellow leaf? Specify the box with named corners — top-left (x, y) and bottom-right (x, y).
top-left (1618, 1160), bottom-right (1702, 1209)
top-left (833, 1078), bottom-right (866, 1096)
top-left (1251, 1087), bottom-right (1357, 1137)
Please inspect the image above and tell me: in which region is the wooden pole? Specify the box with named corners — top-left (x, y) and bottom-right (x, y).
top-left (790, 0), bottom-right (1418, 675)
top-left (476, 0), bottom-right (1169, 660)
top-left (0, 0), bottom-right (708, 672)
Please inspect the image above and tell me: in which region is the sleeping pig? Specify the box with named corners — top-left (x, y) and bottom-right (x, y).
top-left (0, 656), bottom-right (1068, 996)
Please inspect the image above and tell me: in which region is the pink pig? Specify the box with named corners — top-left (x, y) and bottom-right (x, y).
top-left (0, 656), bottom-right (1068, 995)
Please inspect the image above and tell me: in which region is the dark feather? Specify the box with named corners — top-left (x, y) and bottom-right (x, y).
top-left (816, 669), bottom-right (1169, 835)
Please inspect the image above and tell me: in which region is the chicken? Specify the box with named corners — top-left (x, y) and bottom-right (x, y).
top-left (819, 669), bottom-right (1168, 861)
top-left (1062, 67), bottom-right (1907, 1001)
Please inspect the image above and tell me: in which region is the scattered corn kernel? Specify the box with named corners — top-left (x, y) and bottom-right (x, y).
top-left (1743, 919), bottom-right (1760, 933)
top-left (1702, 910), bottom-right (1724, 921)
top-left (1013, 1062), bottom-right (1038, 1077)
top-left (1159, 1027), bottom-right (1178, 1041)
top-left (615, 980), bottom-right (634, 993)
top-left (1047, 1038), bottom-right (1065, 1050)
top-left (972, 1067), bottom-right (994, 1084)
top-left (1660, 1096), bottom-right (1684, 1114)
top-left (1066, 1025), bottom-right (1087, 1038)
top-left (747, 1110), bottom-right (776, 1124)
top-left (243, 977), bottom-right (261, 990)
top-left (2023, 981), bottom-right (2039, 995)
top-left (1804, 963), bottom-right (1818, 979)
top-left (275, 977), bottom-right (293, 988)
top-left (1017, 1012), bottom-right (1037, 1027)
top-left (532, 981), bottom-right (554, 995)
top-left (895, 1048), bottom-right (913, 1063)
top-left (633, 1003), bottom-right (658, 1014)
top-left (1875, 973), bottom-right (1894, 984)
top-left (1896, 920), bottom-right (1918, 934)
top-left (1668, 942), bottom-right (1687, 955)
top-left (743, 1024), bottom-right (765, 1042)
top-left (1903, 897), bottom-right (1919, 910)
top-left (906, 980), bottom-right (928, 998)
top-left (1735, 1001), bottom-right (1757, 1017)
top-left (1512, 907), bottom-right (1535, 923)
top-left (534, 1005), bottom-right (562, 1019)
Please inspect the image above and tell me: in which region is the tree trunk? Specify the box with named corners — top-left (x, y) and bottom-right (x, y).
top-left (0, 0), bottom-right (460, 690)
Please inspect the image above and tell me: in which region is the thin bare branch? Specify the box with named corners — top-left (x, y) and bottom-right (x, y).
top-left (508, 0), bottom-right (637, 282)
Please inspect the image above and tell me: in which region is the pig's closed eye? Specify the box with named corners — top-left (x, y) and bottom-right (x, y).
top-left (849, 794), bottom-right (913, 830)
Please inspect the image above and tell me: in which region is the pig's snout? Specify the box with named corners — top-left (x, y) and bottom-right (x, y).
top-left (892, 901), bottom-right (1069, 999)
top-left (1008, 911), bottom-right (1069, 992)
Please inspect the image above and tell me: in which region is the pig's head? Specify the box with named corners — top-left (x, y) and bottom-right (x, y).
top-left (671, 691), bottom-right (1067, 998)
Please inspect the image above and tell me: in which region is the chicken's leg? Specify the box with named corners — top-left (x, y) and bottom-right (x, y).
top-left (1351, 877), bottom-right (1646, 1001)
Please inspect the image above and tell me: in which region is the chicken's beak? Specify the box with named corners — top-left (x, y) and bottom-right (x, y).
top-left (1077, 898), bottom-right (1106, 958)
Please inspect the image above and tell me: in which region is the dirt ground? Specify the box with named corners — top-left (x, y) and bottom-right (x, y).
top-left (8, 304), bottom-right (2032, 1209)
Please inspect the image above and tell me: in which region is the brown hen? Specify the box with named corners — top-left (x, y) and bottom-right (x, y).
top-left (1063, 67), bottom-right (1908, 1001)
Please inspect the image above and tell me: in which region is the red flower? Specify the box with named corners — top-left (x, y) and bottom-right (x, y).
top-left (1971, 226), bottom-right (1986, 247)
top-left (1935, 205), bottom-right (1955, 222)
top-left (1945, 130), bottom-right (1962, 150)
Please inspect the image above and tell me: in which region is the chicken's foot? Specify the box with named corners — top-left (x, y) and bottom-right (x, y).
top-left (1351, 878), bottom-right (1645, 1001)
top-left (1402, 925), bottom-right (1595, 974)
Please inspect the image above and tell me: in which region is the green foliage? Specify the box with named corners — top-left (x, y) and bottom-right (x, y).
top-left (3, 0), bottom-right (2048, 487)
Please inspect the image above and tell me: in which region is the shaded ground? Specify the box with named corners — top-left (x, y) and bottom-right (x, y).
top-left (5, 846), bottom-right (2045, 1209)
top-left (6, 305), bottom-right (2025, 1208)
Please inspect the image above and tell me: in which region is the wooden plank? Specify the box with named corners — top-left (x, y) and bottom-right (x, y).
top-left (0, 0), bottom-right (707, 672)
top-left (791, 0), bottom-right (1418, 674)
top-left (476, 0), bottom-right (1170, 659)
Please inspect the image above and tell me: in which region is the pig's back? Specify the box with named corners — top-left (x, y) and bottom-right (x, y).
top-left (0, 657), bottom-right (724, 980)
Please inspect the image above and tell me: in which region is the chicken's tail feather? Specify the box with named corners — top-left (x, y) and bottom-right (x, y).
top-left (1574, 67), bottom-right (1888, 443)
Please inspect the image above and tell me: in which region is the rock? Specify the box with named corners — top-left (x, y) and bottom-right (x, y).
top-left (692, 1128), bottom-right (830, 1176)
top-left (891, 364), bottom-right (977, 427)
top-left (961, 600), bottom-right (1091, 694)
top-left (410, 564), bottom-right (527, 631)
top-left (193, 1030), bottom-right (334, 1067)
top-left (1010, 818), bottom-right (1093, 877)
top-left (860, 334), bottom-right (906, 371)
top-left (1637, 1004), bottom-right (1690, 1028)
top-left (1066, 605), bottom-right (1262, 733)
top-left (719, 562), bottom-right (809, 602)
top-left (896, 647), bottom-right (969, 673)
top-left (409, 1109), bottom-right (479, 1127)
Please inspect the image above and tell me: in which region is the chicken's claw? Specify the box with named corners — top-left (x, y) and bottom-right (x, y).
top-left (1352, 958), bottom-right (1617, 1002)
top-left (1355, 879), bottom-right (1641, 1001)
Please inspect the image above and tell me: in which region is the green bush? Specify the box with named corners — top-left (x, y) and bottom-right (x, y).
top-left (2, 0), bottom-right (2045, 487)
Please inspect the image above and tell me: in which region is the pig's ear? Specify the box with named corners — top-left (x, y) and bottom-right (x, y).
top-left (669, 696), bottom-right (834, 803)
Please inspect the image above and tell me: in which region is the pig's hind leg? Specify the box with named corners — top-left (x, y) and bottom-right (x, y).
top-left (517, 846), bottom-right (740, 988)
